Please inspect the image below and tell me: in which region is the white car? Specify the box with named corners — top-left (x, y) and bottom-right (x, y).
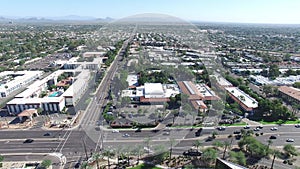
top-left (270, 127), bottom-right (278, 131)
top-left (112, 129), bottom-right (119, 133)
top-left (286, 138), bottom-right (294, 142)
top-left (295, 124), bottom-right (300, 128)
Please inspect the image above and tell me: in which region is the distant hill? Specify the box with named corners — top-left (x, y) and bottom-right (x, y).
top-left (0, 15), bottom-right (114, 23)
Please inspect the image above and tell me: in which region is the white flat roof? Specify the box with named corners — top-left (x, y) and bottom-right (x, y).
top-left (225, 87), bottom-right (258, 108)
top-left (144, 83), bottom-right (164, 95)
top-left (196, 84), bottom-right (216, 97)
top-left (213, 75), bottom-right (232, 86)
top-left (126, 75), bottom-right (138, 86)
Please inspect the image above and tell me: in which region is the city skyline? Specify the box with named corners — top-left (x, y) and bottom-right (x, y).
top-left (1, 0), bottom-right (300, 24)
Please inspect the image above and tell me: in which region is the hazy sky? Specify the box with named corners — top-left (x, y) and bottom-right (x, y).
top-left (1, 0), bottom-right (300, 24)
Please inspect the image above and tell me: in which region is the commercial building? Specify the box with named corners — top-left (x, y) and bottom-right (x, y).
top-left (215, 158), bottom-right (248, 169)
top-left (278, 86), bottom-right (300, 104)
top-left (6, 69), bottom-right (90, 114)
top-left (225, 87), bottom-right (258, 112)
top-left (177, 81), bottom-right (219, 111)
top-left (0, 71), bottom-right (43, 98)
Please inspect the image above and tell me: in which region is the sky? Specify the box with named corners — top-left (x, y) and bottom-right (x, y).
top-left (1, 0), bottom-right (300, 24)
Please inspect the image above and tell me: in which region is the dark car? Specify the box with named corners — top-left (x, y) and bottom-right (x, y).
top-left (235, 134), bottom-right (242, 140)
top-left (43, 132), bottom-right (51, 136)
top-left (183, 149), bottom-right (202, 156)
top-left (135, 128), bottom-right (142, 132)
top-left (195, 128), bottom-right (203, 137)
top-left (74, 161), bottom-right (81, 168)
top-left (233, 130), bottom-right (241, 134)
top-left (269, 135), bottom-right (277, 139)
top-left (23, 139), bottom-right (34, 143)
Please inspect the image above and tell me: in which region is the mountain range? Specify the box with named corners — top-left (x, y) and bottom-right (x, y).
top-left (0, 15), bottom-right (114, 22)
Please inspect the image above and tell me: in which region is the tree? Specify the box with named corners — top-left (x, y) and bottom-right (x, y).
top-left (212, 141), bottom-right (224, 150)
top-left (0, 155), bottom-right (3, 168)
top-left (229, 151), bottom-right (246, 166)
top-left (103, 149), bottom-right (115, 169)
top-left (93, 153), bottom-right (101, 169)
top-left (270, 149), bottom-right (281, 169)
top-left (121, 96), bottom-right (131, 107)
top-left (194, 140), bottom-right (202, 150)
top-left (144, 137), bottom-right (152, 155)
top-left (168, 138), bottom-right (176, 161)
top-left (202, 147), bottom-right (218, 166)
top-left (40, 159), bottom-right (52, 169)
top-left (283, 144), bottom-right (298, 158)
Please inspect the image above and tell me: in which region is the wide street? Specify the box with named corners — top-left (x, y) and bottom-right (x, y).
top-left (0, 29), bottom-right (299, 169)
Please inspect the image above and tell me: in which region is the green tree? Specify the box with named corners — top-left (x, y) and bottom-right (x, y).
top-left (270, 149), bottom-right (281, 169)
top-left (93, 153), bottom-right (101, 169)
top-left (103, 149), bottom-right (115, 169)
top-left (229, 151), bottom-right (246, 166)
top-left (144, 137), bottom-right (152, 155)
top-left (202, 147), bottom-right (218, 166)
top-left (0, 155), bottom-right (3, 168)
top-left (194, 140), bottom-right (202, 150)
top-left (40, 159), bottom-right (52, 169)
top-left (283, 144), bottom-right (298, 158)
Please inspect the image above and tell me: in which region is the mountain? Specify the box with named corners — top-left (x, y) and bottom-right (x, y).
top-left (0, 15), bottom-right (114, 23)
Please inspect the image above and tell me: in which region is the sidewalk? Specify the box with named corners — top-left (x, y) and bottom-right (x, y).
top-left (242, 118), bottom-right (262, 126)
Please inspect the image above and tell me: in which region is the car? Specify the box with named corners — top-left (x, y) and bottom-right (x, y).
top-left (286, 138), bottom-right (294, 142)
top-left (43, 132), bottom-right (51, 136)
top-left (112, 129), bottom-right (119, 133)
top-left (195, 128), bottom-right (203, 137)
top-left (162, 132), bottom-right (170, 136)
top-left (122, 133), bottom-right (130, 137)
top-left (253, 127), bottom-right (260, 131)
top-left (244, 125), bottom-right (250, 129)
top-left (217, 126), bottom-right (226, 131)
top-left (258, 125), bottom-right (263, 129)
top-left (233, 130), bottom-right (241, 134)
top-left (295, 124), bottom-right (300, 128)
top-left (135, 128), bottom-right (142, 132)
top-left (23, 139), bottom-right (34, 143)
top-left (269, 135), bottom-right (277, 139)
top-left (235, 134), bottom-right (242, 140)
top-left (270, 127), bottom-right (278, 131)
top-left (183, 149), bottom-right (202, 156)
top-left (74, 161), bottom-right (81, 168)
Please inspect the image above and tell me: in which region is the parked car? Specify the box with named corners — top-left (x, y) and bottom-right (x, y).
top-left (253, 127), bottom-right (260, 131)
top-left (295, 124), bottom-right (300, 128)
top-left (244, 125), bottom-right (250, 129)
top-left (269, 135), bottom-right (277, 139)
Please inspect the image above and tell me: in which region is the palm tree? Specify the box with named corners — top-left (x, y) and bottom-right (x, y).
top-left (222, 141), bottom-right (231, 159)
top-left (103, 149), bottom-right (115, 169)
top-left (93, 153), bottom-right (101, 169)
top-left (194, 140), bottom-right (202, 150)
top-left (0, 155), bottom-right (3, 168)
top-left (144, 137), bottom-right (152, 155)
top-left (270, 149), bottom-right (281, 169)
top-left (169, 138), bottom-right (176, 161)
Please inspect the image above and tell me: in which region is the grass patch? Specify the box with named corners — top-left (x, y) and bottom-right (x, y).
top-left (129, 164), bottom-right (162, 169)
top-left (260, 120), bottom-right (300, 125)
